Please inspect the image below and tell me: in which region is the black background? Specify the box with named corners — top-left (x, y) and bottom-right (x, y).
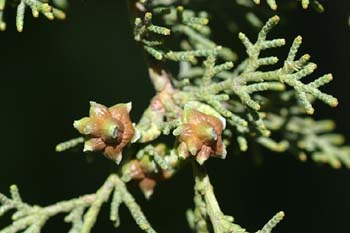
top-left (0, 0), bottom-right (349, 232)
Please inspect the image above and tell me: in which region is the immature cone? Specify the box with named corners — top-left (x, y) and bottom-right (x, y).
top-left (122, 144), bottom-right (176, 199)
top-left (73, 101), bottom-right (139, 163)
top-left (176, 105), bottom-right (226, 164)
top-left (121, 159), bottom-right (159, 199)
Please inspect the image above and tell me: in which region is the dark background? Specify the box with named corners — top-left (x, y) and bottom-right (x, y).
top-left (0, 0), bottom-right (349, 232)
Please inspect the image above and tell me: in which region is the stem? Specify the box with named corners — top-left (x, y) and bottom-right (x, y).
top-left (192, 160), bottom-right (245, 233)
top-left (119, 178), bottom-right (156, 233)
top-left (44, 194), bottom-right (96, 216)
top-left (81, 175), bottom-right (117, 233)
top-left (192, 162), bottom-right (223, 233)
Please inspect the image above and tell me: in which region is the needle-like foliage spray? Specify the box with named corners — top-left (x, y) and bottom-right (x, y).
top-left (0, 0), bottom-right (348, 232)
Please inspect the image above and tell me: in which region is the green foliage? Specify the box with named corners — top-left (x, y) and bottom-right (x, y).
top-left (0, 0), bottom-right (67, 32)
top-left (249, 0), bottom-right (324, 11)
top-left (284, 117), bottom-right (350, 168)
top-left (0, 0), bottom-right (348, 232)
top-left (0, 175), bottom-right (156, 233)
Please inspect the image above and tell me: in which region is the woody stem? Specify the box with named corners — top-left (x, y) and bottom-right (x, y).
top-left (192, 161), bottom-right (223, 232)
